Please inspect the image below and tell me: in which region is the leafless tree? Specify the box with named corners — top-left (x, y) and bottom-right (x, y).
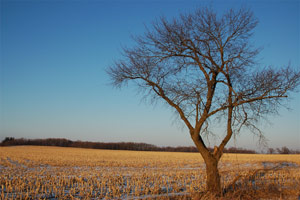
top-left (107, 7), bottom-right (300, 195)
top-left (268, 148), bottom-right (275, 154)
top-left (277, 146), bottom-right (291, 154)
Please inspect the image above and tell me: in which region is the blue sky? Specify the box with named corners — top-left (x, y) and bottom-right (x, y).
top-left (1, 0), bottom-right (299, 150)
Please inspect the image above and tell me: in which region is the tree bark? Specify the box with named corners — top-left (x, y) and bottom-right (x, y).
top-left (205, 156), bottom-right (221, 195)
top-left (191, 130), bottom-right (222, 195)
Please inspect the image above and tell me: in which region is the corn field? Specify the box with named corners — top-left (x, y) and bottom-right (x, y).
top-left (0, 146), bottom-right (299, 199)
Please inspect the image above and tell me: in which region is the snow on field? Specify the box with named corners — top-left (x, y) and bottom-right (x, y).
top-left (0, 146), bottom-right (299, 199)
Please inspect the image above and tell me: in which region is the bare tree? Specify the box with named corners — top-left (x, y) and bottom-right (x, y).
top-left (107, 7), bottom-right (300, 195)
top-left (268, 148), bottom-right (275, 154)
top-left (277, 146), bottom-right (291, 154)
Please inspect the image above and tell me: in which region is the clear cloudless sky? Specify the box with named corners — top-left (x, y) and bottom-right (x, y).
top-left (1, 0), bottom-right (299, 151)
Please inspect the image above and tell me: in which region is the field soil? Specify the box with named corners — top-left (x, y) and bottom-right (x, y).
top-left (0, 146), bottom-right (299, 199)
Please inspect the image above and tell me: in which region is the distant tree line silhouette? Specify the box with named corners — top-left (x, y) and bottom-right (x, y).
top-left (1, 137), bottom-right (297, 154)
top-left (267, 146), bottom-right (300, 154)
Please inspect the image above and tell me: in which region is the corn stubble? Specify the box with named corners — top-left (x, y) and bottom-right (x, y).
top-left (0, 146), bottom-right (299, 199)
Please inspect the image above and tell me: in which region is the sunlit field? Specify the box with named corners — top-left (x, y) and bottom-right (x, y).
top-left (1, 146), bottom-right (299, 199)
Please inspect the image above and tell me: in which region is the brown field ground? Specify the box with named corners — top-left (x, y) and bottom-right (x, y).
top-left (0, 146), bottom-right (299, 199)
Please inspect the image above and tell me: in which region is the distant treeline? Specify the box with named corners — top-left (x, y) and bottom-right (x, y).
top-left (0, 137), bottom-right (257, 154)
top-left (267, 146), bottom-right (300, 154)
top-left (2, 137), bottom-right (297, 154)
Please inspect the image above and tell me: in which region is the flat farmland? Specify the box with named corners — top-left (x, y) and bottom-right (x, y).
top-left (0, 146), bottom-right (299, 199)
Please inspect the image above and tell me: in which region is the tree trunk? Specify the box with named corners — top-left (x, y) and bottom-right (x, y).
top-left (191, 132), bottom-right (222, 195)
top-left (205, 156), bottom-right (221, 195)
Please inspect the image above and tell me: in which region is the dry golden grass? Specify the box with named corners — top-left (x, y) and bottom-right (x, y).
top-left (0, 146), bottom-right (299, 199)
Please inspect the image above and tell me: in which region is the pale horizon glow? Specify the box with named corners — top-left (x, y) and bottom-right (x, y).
top-left (1, 0), bottom-right (299, 151)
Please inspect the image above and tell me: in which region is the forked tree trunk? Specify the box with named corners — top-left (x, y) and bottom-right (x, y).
top-left (204, 156), bottom-right (221, 195)
top-left (191, 133), bottom-right (222, 195)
